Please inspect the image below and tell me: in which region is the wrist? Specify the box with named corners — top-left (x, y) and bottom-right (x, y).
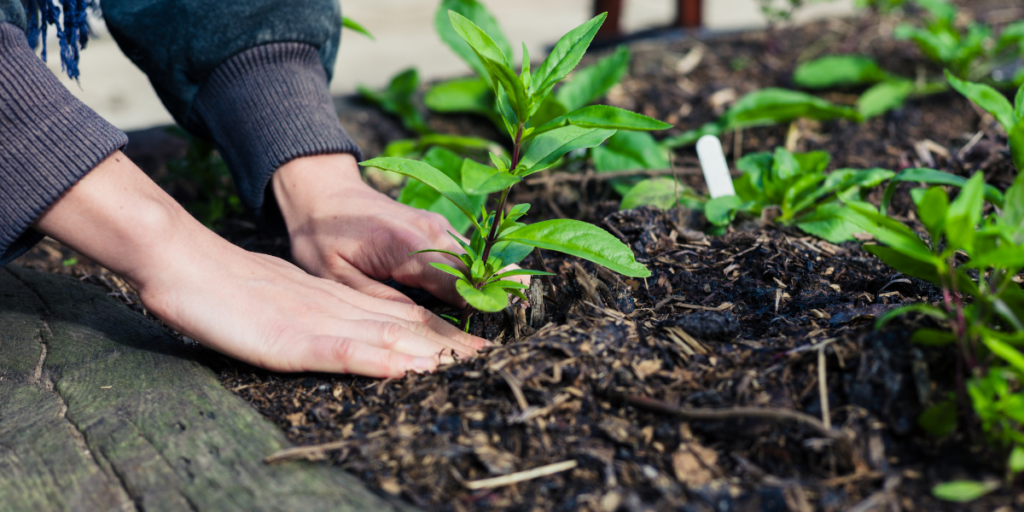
top-left (33, 152), bottom-right (215, 293)
top-left (271, 153), bottom-right (366, 233)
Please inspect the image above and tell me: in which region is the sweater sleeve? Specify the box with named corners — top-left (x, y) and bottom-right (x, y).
top-left (0, 22), bottom-right (128, 266)
top-left (101, 0), bottom-right (362, 211)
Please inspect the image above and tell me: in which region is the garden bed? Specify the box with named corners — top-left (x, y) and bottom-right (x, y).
top-left (13, 1), bottom-right (1024, 510)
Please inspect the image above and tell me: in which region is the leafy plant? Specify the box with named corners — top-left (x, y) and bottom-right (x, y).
top-left (792, 0), bottom-right (1024, 120)
top-left (703, 147), bottom-right (893, 242)
top-left (342, 17), bottom-right (374, 40)
top-left (359, 68), bottom-right (431, 135)
top-left (660, 88), bottom-right (862, 149)
top-left (842, 171), bottom-right (1024, 498)
top-left (362, 11), bottom-right (663, 329)
top-left (945, 72), bottom-right (1024, 173)
top-left (792, 55), bottom-right (947, 119)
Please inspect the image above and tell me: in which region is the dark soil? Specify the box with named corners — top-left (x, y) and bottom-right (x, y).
top-left (14, 1), bottom-right (1024, 510)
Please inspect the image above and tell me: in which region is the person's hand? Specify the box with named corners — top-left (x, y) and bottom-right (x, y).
top-left (34, 152), bottom-right (487, 377)
top-left (272, 153), bottom-right (479, 306)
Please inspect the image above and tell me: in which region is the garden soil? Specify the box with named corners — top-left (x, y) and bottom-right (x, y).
top-left (14, 1), bottom-right (1024, 510)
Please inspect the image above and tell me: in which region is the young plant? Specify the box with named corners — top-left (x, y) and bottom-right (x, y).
top-left (703, 147), bottom-right (893, 242)
top-left (945, 73), bottom-right (1024, 173)
top-left (842, 172), bottom-right (1024, 499)
top-left (361, 11), bottom-right (664, 328)
top-left (659, 88), bottom-right (863, 149)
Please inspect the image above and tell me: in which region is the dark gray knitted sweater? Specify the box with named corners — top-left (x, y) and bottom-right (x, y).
top-left (0, 0), bottom-right (362, 265)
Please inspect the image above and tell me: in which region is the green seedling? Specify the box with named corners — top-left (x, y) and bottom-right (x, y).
top-left (792, 55), bottom-right (948, 119)
top-left (792, 0), bottom-right (1024, 120)
top-left (660, 88), bottom-right (862, 149)
top-left (359, 68), bottom-right (431, 135)
top-left (342, 17), bottom-right (374, 40)
top-left (945, 73), bottom-right (1024, 173)
top-left (842, 171), bottom-right (1024, 500)
top-left (362, 11), bottom-right (663, 329)
top-left (703, 147), bottom-right (892, 242)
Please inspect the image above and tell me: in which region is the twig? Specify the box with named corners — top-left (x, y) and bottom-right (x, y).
top-left (264, 440), bottom-right (349, 464)
top-left (818, 345), bottom-right (831, 430)
top-left (526, 167), bottom-right (702, 186)
top-left (608, 393), bottom-right (851, 445)
top-left (451, 460), bottom-right (577, 490)
top-left (499, 368), bottom-right (530, 412)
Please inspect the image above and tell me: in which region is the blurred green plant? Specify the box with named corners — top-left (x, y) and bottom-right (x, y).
top-left (703, 147), bottom-right (892, 242)
top-left (162, 128), bottom-right (242, 229)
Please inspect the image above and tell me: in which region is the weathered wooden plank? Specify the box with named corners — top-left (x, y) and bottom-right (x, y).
top-left (0, 266), bottom-right (416, 512)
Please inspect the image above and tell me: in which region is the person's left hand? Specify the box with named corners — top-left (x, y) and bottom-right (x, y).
top-left (272, 153), bottom-right (484, 306)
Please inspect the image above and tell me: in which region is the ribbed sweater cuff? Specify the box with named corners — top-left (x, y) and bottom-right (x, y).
top-left (0, 22), bottom-right (128, 266)
top-left (188, 43), bottom-right (362, 211)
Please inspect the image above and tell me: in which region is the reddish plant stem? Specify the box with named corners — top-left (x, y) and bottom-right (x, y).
top-left (460, 124), bottom-right (524, 331)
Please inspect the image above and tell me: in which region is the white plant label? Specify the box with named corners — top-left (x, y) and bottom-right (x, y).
top-left (696, 135), bottom-right (736, 199)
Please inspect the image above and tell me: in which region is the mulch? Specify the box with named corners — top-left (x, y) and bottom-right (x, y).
top-left (13, 1), bottom-right (1024, 510)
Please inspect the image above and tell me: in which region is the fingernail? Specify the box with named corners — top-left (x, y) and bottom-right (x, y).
top-left (478, 339), bottom-right (495, 348)
top-left (413, 357), bottom-right (436, 372)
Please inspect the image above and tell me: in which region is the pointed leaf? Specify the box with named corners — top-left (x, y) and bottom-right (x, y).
top-left (531, 105), bottom-right (672, 138)
top-left (946, 71), bottom-right (1016, 133)
top-left (490, 269), bottom-right (556, 281)
top-left (461, 159), bottom-right (521, 194)
top-left (430, 262), bottom-right (470, 280)
top-left (721, 88), bottom-right (863, 131)
top-left (532, 13), bottom-right (607, 96)
top-left (931, 480), bottom-right (1000, 503)
top-left (424, 77), bottom-right (498, 119)
top-left (519, 126), bottom-right (615, 175)
top-left (501, 219), bottom-right (650, 277)
top-left (620, 177), bottom-right (683, 210)
top-left (881, 168), bottom-right (1004, 214)
top-left (793, 55), bottom-right (891, 89)
top-left (486, 280), bottom-right (529, 291)
top-left (342, 17), bottom-right (374, 40)
top-left (456, 279), bottom-right (508, 312)
top-left (363, 157), bottom-right (479, 229)
top-left (858, 80), bottom-right (915, 119)
top-left (555, 45), bottom-right (630, 110)
top-left (436, 0), bottom-right (511, 78)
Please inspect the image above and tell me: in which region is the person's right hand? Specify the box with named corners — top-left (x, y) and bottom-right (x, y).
top-left (33, 152), bottom-right (487, 378)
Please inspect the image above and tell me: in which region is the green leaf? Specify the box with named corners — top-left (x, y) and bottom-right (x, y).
top-left (946, 71), bottom-right (1016, 133)
top-left (446, 11), bottom-right (529, 121)
top-left (621, 177), bottom-right (684, 210)
top-left (358, 68), bottom-right (430, 134)
top-left (863, 245), bottom-right (942, 283)
top-left (1011, 445), bottom-right (1024, 474)
top-left (793, 55), bottom-right (891, 89)
top-left (555, 45), bottom-right (630, 111)
top-left (894, 25), bottom-right (958, 64)
top-left (910, 328), bottom-right (958, 346)
top-left (461, 159), bottom-right (521, 195)
top-left (342, 17), bottom-right (374, 40)
top-left (501, 219), bottom-right (650, 277)
top-left (1002, 173), bottom-right (1024, 244)
top-left (531, 13), bottom-right (607, 99)
top-left (705, 195), bottom-right (751, 227)
top-left (424, 77), bottom-right (498, 120)
top-left (532, 105), bottom-right (672, 138)
top-left (931, 480), bottom-right (1000, 503)
top-left (1010, 121), bottom-right (1024, 173)
top-left (430, 262), bottom-right (469, 280)
top-left (519, 125), bottom-right (615, 175)
top-left (915, 186), bottom-right (950, 242)
top-left (794, 202), bottom-right (867, 243)
top-left (486, 280), bottom-right (529, 291)
top-left (658, 122), bottom-right (722, 149)
top-left (875, 302), bottom-right (950, 329)
top-left (945, 172), bottom-right (985, 253)
top-left (456, 279), bottom-right (508, 312)
top-left (436, 0), bottom-right (511, 79)
top-left (880, 168), bottom-right (1005, 214)
top-left (720, 88), bottom-right (863, 131)
top-left (857, 80), bottom-right (915, 119)
top-left (918, 399), bottom-right (958, 436)
top-left (983, 334), bottom-right (1024, 375)
top-left (913, 0), bottom-right (957, 22)
top-left (489, 268), bottom-right (555, 281)
top-left (593, 131), bottom-right (670, 195)
top-left (362, 157), bottom-right (479, 229)
top-left (487, 240), bottom-right (533, 268)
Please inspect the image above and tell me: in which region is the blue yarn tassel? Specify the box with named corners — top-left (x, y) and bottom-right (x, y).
top-left (25, 0), bottom-right (96, 80)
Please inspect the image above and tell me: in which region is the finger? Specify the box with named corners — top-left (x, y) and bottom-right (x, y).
top-left (300, 335), bottom-right (439, 378)
top-left (400, 250), bottom-right (467, 306)
top-left (348, 293), bottom-right (491, 350)
top-left (318, 258), bottom-right (417, 305)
